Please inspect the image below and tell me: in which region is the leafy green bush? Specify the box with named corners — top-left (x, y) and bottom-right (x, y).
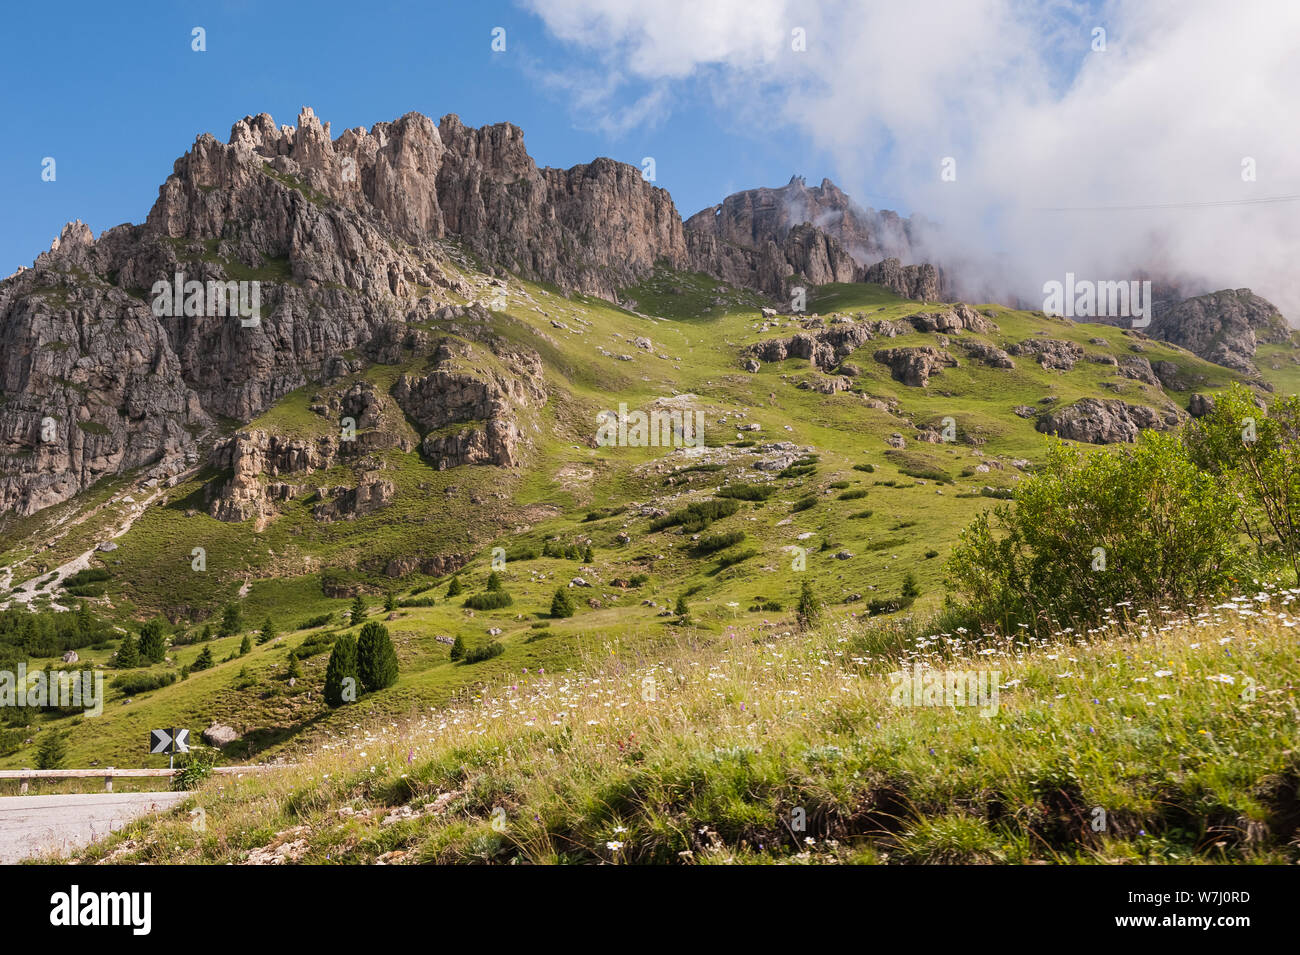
top-left (948, 434), bottom-right (1242, 634)
top-left (838, 488), bottom-right (868, 500)
top-left (715, 547), bottom-right (758, 570)
top-left (792, 495), bottom-right (817, 513)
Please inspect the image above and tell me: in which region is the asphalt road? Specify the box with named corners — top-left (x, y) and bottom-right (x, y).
top-left (0, 791), bottom-right (188, 863)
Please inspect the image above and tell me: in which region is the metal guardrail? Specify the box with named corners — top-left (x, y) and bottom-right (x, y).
top-left (0, 765), bottom-right (292, 793)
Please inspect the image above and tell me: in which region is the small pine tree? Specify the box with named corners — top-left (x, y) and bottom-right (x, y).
top-left (796, 580), bottom-right (822, 627)
top-left (551, 586), bottom-right (575, 618)
top-left (487, 571), bottom-right (505, 592)
top-left (450, 635), bottom-right (466, 661)
top-left (323, 634), bottom-right (358, 707)
top-left (192, 645), bottom-right (215, 671)
top-left (350, 594), bottom-right (367, 624)
top-left (384, 591), bottom-right (397, 613)
top-left (356, 622), bottom-right (399, 693)
top-left (258, 615), bottom-right (277, 644)
top-left (446, 576), bottom-right (464, 598)
top-left (114, 633), bottom-right (139, 668)
top-left (675, 595), bottom-right (690, 619)
top-left (138, 620), bottom-right (166, 664)
top-left (582, 544), bottom-right (594, 563)
top-left (901, 573), bottom-right (920, 600)
top-left (201, 624), bottom-right (213, 642)
top-left (220, 602), bottom-right (243, 638)
top-left (36, 730), bottom-right (67, 770)
top-left (287, 655), bottom-right (302, 680)
top-left (239, 634), bottom-right (252, 655)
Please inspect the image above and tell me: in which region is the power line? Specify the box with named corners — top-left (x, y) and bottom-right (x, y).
top-left (1037, 193), bottom-right (1300, 212)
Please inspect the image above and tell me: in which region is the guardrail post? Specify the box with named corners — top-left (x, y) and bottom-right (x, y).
top-left (105, 767), bottom-right (113, 792)
top-left (20, 770), bottom-right (30, 795)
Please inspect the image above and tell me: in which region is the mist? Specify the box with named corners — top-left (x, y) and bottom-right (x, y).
top-left (527, 0), bottom-right (1300, 317)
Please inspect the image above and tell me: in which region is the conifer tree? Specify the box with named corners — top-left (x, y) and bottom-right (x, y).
top-left (447, 576), bottom-right (464, 598)
top-left (258, 615), bottom-right (277, 644)
top-left (192, 645), bottom-right (215, 671)
top-left (138, 620), bottom-right (166, 664)
top-left (796, 580), bottom-right (822, 627)
top-left (356, 622), bottom-right (399, 693)
top-left (550, 586), bottom-right (575, 618)
top-left (323, 633), bottom-right (358, 706)
top-left (115, 633), bottom-right (139, 668)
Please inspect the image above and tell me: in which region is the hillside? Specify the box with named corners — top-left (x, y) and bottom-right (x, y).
top-left (65, 594), bottom-right (1300, 865)
top-left (0, 106), bottom-right (1289, 796)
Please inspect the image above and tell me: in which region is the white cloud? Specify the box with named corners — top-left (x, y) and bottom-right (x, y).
top-left (525, 0), bottom-right (1300, 316)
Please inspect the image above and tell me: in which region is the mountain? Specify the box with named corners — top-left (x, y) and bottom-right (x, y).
top-left (0, 105), bottom-right (1282, 778)
top-left (685, 175), bottom-right (941, 301)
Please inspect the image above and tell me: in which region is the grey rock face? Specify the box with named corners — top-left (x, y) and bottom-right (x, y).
top-left (1145, 289), bottom-right (1290, 375)
top-left (1036, 397), bottom-right (1185, 443)
top-left (1010, 338), bottom-right (1084, 371)
top-left (873, 346), bottom-right (958, 387)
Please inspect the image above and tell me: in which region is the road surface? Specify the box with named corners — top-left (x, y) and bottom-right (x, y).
top-left (0, 791), bottom-right (188, 863)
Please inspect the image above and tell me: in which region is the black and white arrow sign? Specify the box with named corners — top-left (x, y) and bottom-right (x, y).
top-left (149, 728), bottom-right (190, 754)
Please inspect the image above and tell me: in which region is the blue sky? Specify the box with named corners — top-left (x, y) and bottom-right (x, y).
top-left (0, 0), bottom-right (832, 275)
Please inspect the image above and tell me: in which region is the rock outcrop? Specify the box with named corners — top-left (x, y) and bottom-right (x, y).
top-left (1145, 289), bottom-right (1292, 375)
top-left (873, 346), bottom-right (958, 387)
top-left (1036, 398), bottom-right (1185, 443)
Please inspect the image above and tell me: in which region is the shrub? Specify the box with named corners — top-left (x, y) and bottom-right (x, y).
top-left (649, 499), bottom-right (741, 533)
top-left (551, 587), bottom-right (576, 618)
top-left (113, 670), bottom-right (178, 696)
top-left (398, 596), bottom-right (437, 608)
top-left (464, 641), bottom-right (505, 664)
top-left (446, 576), bottom-right (464, 598)
top-left (1183, 383), bottom-right (1300, 580)
top-left (323, 634), bottom-right (358, 706)
top-left (838, 488), bottom-right (868, 501)
top-left (853, 463), bottom-right (876, 473)
top-left (239, 635), bottom-right (252, 655)
top-left (715, 547), bottom-right (758, 570)
top-left (792, 495), bottom-right (817, 513)
top-left (171, 745), bottom-right (220, 791)
top-left (675, 595), bottom-right (690, 619)
top-left (692, 530), bottom-right (746, 555)
top-left (298, 612), bottom-right (334, 630)
top-left (850, 509), bottom-right (875, 520)
top-left (464, 590), bottom-right (513, 610)
top-left (628, 573), bottom-right (649, 587)
top-left (191, 645), bottom-right (215, 671)
top-left (356, 622), bottom-right (399, 693)
top-left (777, 464), bottom-right (816, 479)
top-left (450, 635), bottom-right (466, 661)
top-left (716, 483), bottom-right (775, 501)
top-left (948, 434), bottom-right (1242, 634)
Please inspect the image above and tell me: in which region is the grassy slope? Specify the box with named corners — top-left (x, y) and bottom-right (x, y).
top-left (66, 593), bottom-right (1300, 864)
top-left (0, 270), bottom-right (1267, 772)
